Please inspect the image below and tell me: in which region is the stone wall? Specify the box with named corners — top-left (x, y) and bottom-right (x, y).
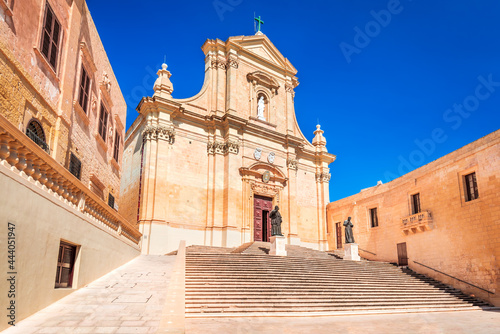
top-left (0, 152), bottom-right (139, 331)
top-left (327, 130), bottom-right (500, 306)
top-left (0, 0), bottom-right (126, 205)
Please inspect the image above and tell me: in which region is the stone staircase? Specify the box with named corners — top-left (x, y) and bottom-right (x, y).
top-left (185, 242), bottom-right (491, 316)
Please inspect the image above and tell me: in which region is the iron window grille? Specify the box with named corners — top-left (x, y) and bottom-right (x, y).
top-left (69, 153), bottom-right (81, 180)
top-left (26, 119), bottom-right (50, 154)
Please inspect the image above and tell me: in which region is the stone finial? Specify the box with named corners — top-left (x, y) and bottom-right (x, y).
top-left (312, 124), bottom-right (327, 147)
top-left (153, 63), bottom-right (174, 99)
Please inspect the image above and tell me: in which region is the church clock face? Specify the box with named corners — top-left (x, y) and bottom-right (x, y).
top-left (262, 171), bottom-right (271, 183)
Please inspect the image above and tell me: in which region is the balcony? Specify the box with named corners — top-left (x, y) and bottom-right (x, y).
top-left (401, 211), bottom-right (434, 235)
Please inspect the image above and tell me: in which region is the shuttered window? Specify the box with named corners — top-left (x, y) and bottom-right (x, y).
top-left (113, 131), bottom-right (120, 162)
top-left (55, 242), bottom-right (76, 288)
top-left (69, 153), bottom-right (81, 180)
top-left (411, 193), bottom-right (421, 214)
top-left (464, 172), bottom-right (479, 202)
top-left (41, 3), bottom-right (61, 71)
top-left (98, 103), bottom-right (108, 141)
top-left (370, 208), bottom-right (379, 228)
top-left (78, 66), bottom-right (90, 113)
top-left (108, 193), bottom-right (115, 209)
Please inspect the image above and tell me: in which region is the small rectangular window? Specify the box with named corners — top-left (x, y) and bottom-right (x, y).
top-left (113, 131), bottom-right (120, 162)
top-left (69, 153), bottom-right (81, 180)
top-left (370, 208), bottom-right (379, 228)
top-left (411, 193), bottom-right (421, 214)
top-left (55, 242), bottom-right (76, 288)
top-left (98, 103), bottom-right (108, 141)
top-left (41, 3), bottom-right (61, 71)
top-left (78, 66), bottom-right (90, 113)
top-left (464, 172), bottom-right (479, 202)
top-left (108, 193), bottom-right (115, 209)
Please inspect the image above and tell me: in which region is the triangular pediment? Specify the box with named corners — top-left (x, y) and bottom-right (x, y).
top-left (228, 35), bottom-right (297, 75)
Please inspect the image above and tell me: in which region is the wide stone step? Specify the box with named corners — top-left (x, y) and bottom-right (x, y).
top-left (185, 290), bottom-right (459, 297)
top-left (185, 300), bottom-right (473, 309)
top-left (185, 273), bottom-right (431, 281)
top-left (185, 304), bottom-right (478, 314)
top-left (185, 281), bottom-right (438, 289)
top-left (186, 296), bottom-right (464, 304)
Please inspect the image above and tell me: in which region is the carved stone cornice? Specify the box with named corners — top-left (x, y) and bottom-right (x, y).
top-left (211, 59), bottom-right (227, 71)
top-left (247, 71), bottom-right (280, 92)
top-left (287, 158), bottom-right (298, 170)
top-left (142, 125), bottom-right (175, 144)
top-left (250, 181), bottom-right (280, 201)
top-left (207, 139), bottom-right (240, 155)
top-left (315, 172), bottom-right (331, 183)
top-left (285, 83), bottom-right (295, 98)
top-left (227, 55), bottom-right (239, 69)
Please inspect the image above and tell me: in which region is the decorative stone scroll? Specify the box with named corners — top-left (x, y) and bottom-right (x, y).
top-left (287, 158), bottom-right (298, 170)
top-left (211, 59), bottom-right (227, 71)
top-left (142, 125), bottom-right (175, 144)
top-left (315, 172), bottom-right (331, 183)
top-left (227, 55), bottom-right (239, 69)
top-left (285, 83), bottom-right (295, 98)
top-left (251, 182), bottom-right (280, 200)
top-left (207, 139), bottom-right (240, 155)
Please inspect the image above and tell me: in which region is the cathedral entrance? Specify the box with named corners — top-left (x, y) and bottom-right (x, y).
top-left (254, 195), bottom-right (273, 242)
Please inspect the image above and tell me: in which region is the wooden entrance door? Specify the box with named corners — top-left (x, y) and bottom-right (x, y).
top-left (336, 222), bottom-right (342, 249)
top-left (254, 195), bottom-right (273, 242)
top-left (397, 242), bottom-right (408, 266)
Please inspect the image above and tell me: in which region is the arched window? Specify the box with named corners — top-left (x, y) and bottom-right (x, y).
top-left (26, 119), bottom-right (50, 153)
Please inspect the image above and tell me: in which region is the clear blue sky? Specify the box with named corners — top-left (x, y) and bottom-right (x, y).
top-left (87, 0), bottom-right (500, 201)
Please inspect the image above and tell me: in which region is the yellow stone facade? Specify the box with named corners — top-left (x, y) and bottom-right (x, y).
top-left (0, 0), bottom-right (126, 204)
top-left (121, 34), bottom-right (336, 254)
top-left (327, 130), bottom-right (500, 306)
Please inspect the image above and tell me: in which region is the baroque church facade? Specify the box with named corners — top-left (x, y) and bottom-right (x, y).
top-left (121, 33), bottom-right (336, 254)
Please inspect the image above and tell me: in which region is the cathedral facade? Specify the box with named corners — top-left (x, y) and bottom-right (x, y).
top-left (121, 33), bottom-right (335, 254)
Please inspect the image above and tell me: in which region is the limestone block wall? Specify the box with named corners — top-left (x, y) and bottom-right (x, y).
top-left (0, 0), bottom-right (126, 204)
top-left (327, 130), bottom-right (500, 306)
top-left (0, 162), bottom-right (140, 331)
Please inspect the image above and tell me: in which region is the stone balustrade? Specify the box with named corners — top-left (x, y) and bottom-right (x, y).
top-left (401, 210), bottom-right (433, 235)
top-left (0, 114), bottom-right (142, 245)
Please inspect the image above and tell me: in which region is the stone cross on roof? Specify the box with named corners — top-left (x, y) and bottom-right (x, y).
top-left (255, 15), bottom-right (264, 33)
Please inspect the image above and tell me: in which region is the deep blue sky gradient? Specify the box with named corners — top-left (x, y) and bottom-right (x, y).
top-left (86, 0), bottom-right (500, 201)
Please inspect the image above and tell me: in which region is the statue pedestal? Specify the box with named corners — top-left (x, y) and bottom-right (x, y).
top-left (344, 243), bottom-right (360, 261)
top-left (270, 235), bottom-right (287, 256)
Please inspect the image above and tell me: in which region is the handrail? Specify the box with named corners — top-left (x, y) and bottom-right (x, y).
top-left (0, 113), bottom-right (142, 245)
top-left (412, 261), bottom-right (494, 295)
top-left (358, 248), bottom-right (376, 256)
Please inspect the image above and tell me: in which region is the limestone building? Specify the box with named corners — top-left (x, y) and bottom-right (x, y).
top-left (327, 130), bottom-right (500, 306)
top-left (0, 1), bottom-right (140, 329)
top-left (0, 0), bottom-right (126, 206)
top-left (121, 33), bottom-right (336, 254)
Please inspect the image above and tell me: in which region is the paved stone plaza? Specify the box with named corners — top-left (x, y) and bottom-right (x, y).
top-left (2, 254), bottom-right (498, 334)
top-left (186, 310), bottom-right (500, 334)
top-left (2, 256), bottom-right (175, 334)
